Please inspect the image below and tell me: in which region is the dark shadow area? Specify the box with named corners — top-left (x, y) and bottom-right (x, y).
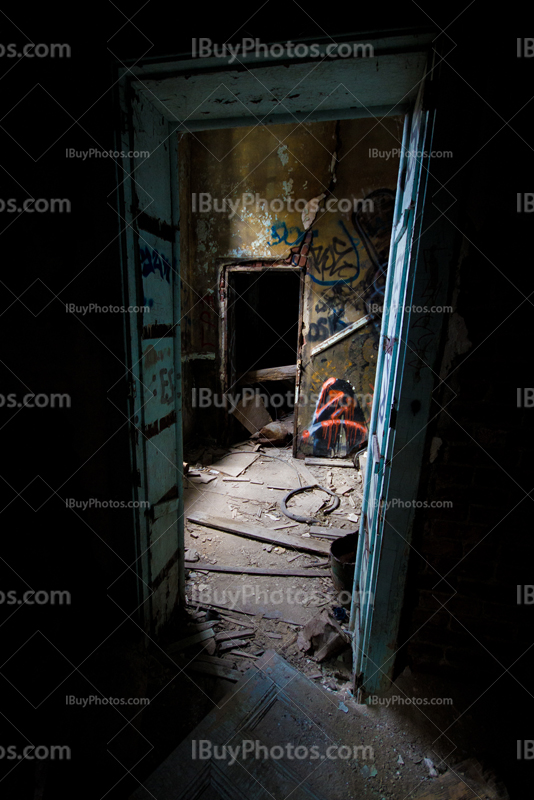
top-left (231, 270), bottom-right (301, 374)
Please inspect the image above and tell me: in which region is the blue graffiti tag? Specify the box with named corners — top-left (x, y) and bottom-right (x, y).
top-left (139, 246), bottom-right (171, 283)
top-left (268, 221), bottom-right (315, 247)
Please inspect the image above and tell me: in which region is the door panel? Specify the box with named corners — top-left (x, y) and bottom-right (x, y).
top-left (118, 87), bottom-right (183, 634)
top-left (351, 78), bottom-right (431, 694)
top-left (130, 651), bottom-right (375, 800)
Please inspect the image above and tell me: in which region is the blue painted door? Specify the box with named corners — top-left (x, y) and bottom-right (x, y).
top-left (351, 79), bottom-right (432, 695)
top-left (117, 91), bottom-right (184, 634)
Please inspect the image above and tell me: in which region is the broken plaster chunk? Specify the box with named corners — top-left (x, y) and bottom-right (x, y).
top-left (185, 549), bottom-right (199, 562)
top-left (263, 544), bottom-right (273, 553)
top-left (423, 758), bottom-right (439, 777)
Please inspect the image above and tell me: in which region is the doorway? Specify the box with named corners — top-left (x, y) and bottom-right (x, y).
top-left (117, 33), bottom-right (442, 696)
top-left (221, 264), bottom-right (305, 452)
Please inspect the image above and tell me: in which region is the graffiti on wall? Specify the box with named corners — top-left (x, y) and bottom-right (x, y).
top-left (268, 221), bottom-right (312, 247)
top-left (298, 191), bottom-right (395, 455)
top-left (308, 292), bottom-right (349, 342)
top-left (308, 219), bottom-right (361, 286)
top-left (301, 377), bottom-right (367, 457)
top-left (351, 188), bottom-right (396, 315)
top-left (305, 190), bottom-right (395, 343)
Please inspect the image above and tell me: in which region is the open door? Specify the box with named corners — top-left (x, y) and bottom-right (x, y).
top-left (117, 90), bottom-right (184, 635)
top-left (351, 75), bottom-right (435, 696)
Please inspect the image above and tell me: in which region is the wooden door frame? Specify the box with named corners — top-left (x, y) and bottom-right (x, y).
top-left (219, 261), bottom-right (305, 453)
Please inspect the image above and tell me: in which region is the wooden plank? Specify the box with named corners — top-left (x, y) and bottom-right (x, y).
top-left (215, 629), bottom-right (255, 641)
top-left (186, 473), bottom-right (217, 484)
top-left (272, 522), bottom-right (299, 530)
top-left (189, 599), bottom-right (303, 626)
top-left (167, 628), bottom-right (215, 654)
top-left (210, 452), bottom-right (259, 477)
top-left (218, 639), bottom-right (250, 652)
top-left (232, 396), bottom-right (272, 434)
top-left (218, 613), bottom-right (257, 627)
top-left (229, 650), bottom-right (259, 659)
top-left (186, 514), bottom-right (332, 555)
top-left (304, 457), bottom-right (355, 468)
top-left (310, 526), bottom-right (356, 538)
top-left (185, 561), bottom-right (329, 577)
top-left (240, 364), bottom-right (296, 383)
top-left (293, 460), bottom-right (317, 486)
top-left (310, 314), bottom-right (374, 357)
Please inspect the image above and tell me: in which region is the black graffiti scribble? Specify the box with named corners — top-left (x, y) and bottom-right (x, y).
top-left (352, 189), bottom-right (396, 315)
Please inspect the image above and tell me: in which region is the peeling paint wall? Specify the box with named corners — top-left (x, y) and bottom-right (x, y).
top-left (179, 117), bottom-right (403, 450)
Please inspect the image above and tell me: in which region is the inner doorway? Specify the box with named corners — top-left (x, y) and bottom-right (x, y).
top-left (222, 264), bottom-right (304, 452)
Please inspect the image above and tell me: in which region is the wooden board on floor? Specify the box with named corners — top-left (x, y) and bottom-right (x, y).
top-left (186, 473), bottom-right (218, 485)
top-left (309, 526), bottom-right (357, 538)
top-left (293, 460), bottom-right (317, 486)
top-left (215, 629), bottom-right (255, 642)
top-left (304, 457), bottom-right (355, 468)
top-left (186, 513), bottom-right (332, 555)
top-left (185, 561), bottom-right (329, 577)
top-left (167, 628), bottom-right (215, 654)
top-left (210, 452), bottom-right (259, 477)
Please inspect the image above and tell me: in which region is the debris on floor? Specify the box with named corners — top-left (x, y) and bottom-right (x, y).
top-left (142, 644), bottom-right (511, 800)
top-left (297, 608), bottom-right (351, 662)
top-left (182, 439), bottom-right (364, 684)
top-left (182, 438), bottom-right (511, 794)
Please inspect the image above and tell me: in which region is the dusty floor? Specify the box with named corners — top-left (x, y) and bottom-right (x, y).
top-left (146, 439), bottom-right (508, 800)
top-left (184, 439), bottom-right (360, 633)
